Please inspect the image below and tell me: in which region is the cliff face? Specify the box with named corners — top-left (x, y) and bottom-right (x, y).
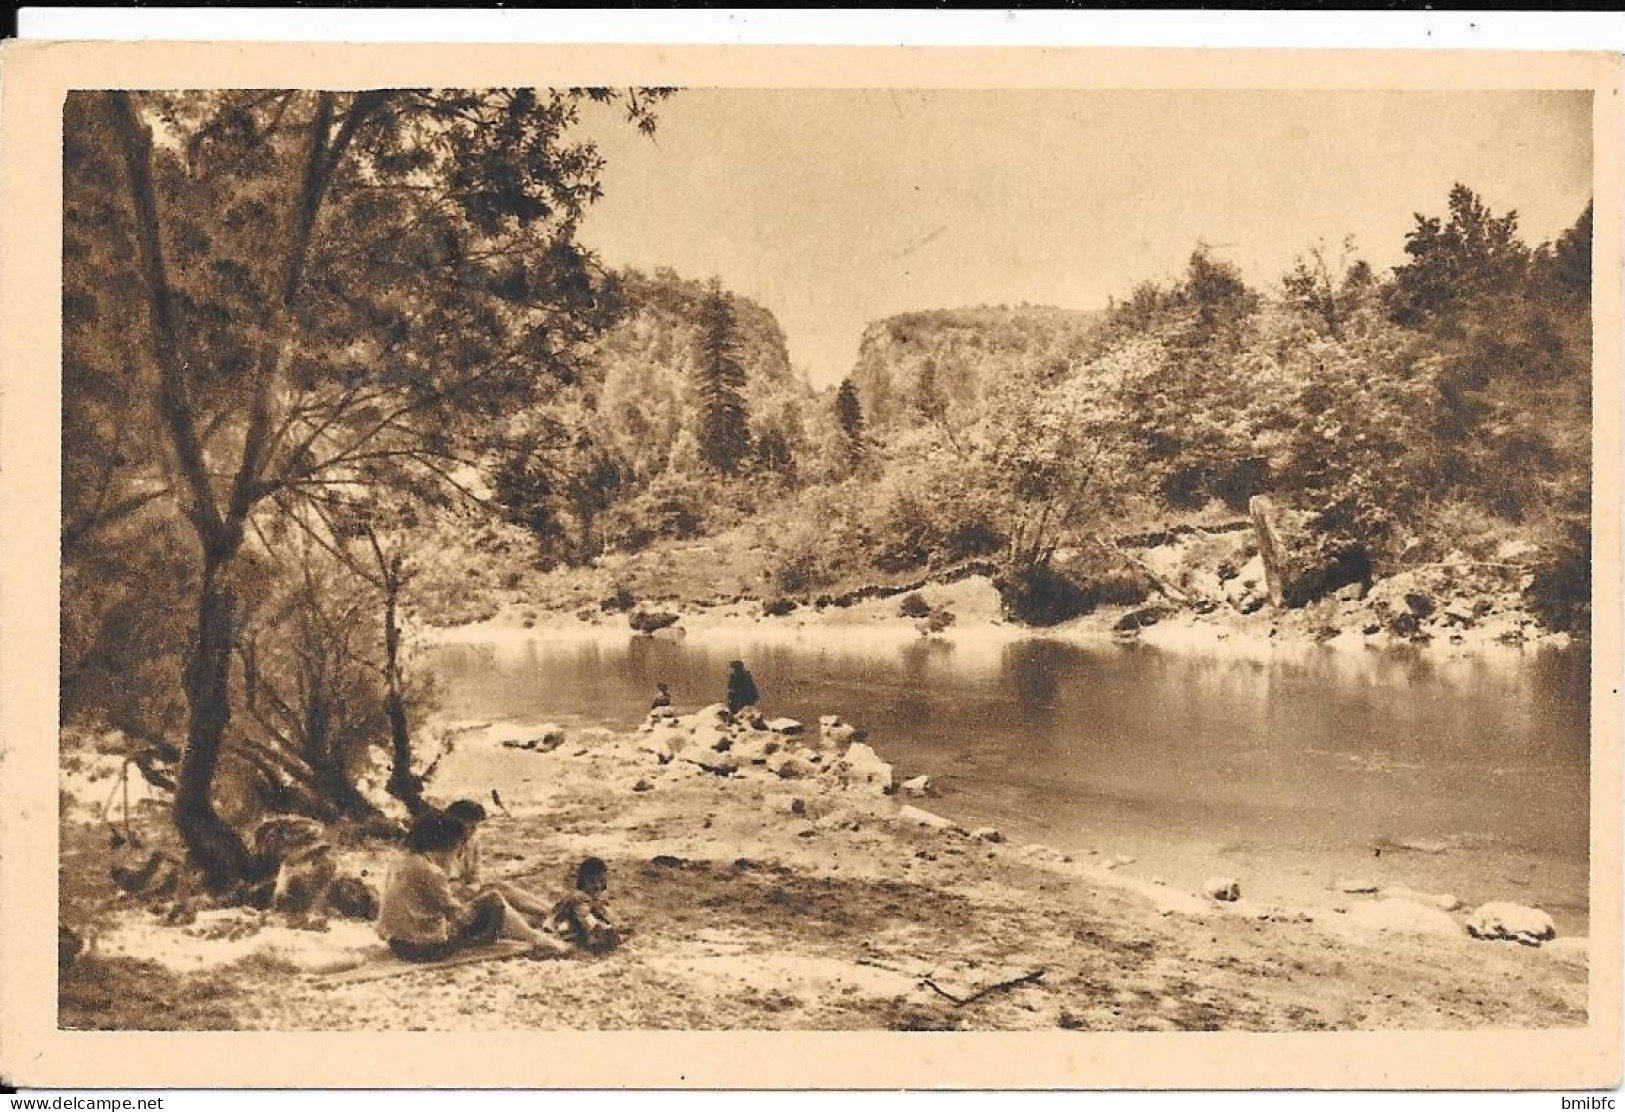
top-left (845, 304), bottom-right (1103, 433)
top-left (590, 267), bottom-right (815, 481)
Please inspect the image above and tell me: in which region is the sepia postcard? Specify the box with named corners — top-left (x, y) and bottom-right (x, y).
top-left (0, 39), bottom-right (1619, 1091)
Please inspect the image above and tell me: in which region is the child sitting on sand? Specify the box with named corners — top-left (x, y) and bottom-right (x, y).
top-left (545, 856), bottom-right (624, 954)
top-left (376, 811), bottom-right (547, 961)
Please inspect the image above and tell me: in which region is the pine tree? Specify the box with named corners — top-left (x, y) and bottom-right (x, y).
top-left (835, 378), bottom-right (865, 466)
top-left (694, 280), bottom-right (752, 475)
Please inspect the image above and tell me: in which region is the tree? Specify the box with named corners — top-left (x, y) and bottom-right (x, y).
top-left (835, 378), bottom-right (865, 466)
top-left (66, 87), bottom-right (668, 888)
top-left (1282, 237), bottom-right (1371, 340)
top-left (1387, 183), bottom-right (1528, 326)
top-left (693, 280), bottom-right (752, 475)
top-left (1552, 199), bottom-right (1593, 298)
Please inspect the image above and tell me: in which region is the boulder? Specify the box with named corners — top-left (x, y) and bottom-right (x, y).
top-left (835, 742), bottom-right (893, 793)
top-left (969, 827), bottom-right (1004, 844)
top-left (1114, 605), bottom-right (1172, 633)
top-left (898, 805), bottom-right (959, 831)
top-left (729, 734), bottom-right (773, 765)
top-left (694, 703), bottom-right (733, 728)
top-left (1247, 495), bottom-right (1288, 607)
top-left (680, 750), bottom-right (739, 776)
top-left (818, 715), bottom-right (844, 729)
top-left (899, 774), bottom-right (932, 797)
top-left (628, 609), bottom-right (680, 635)
top-left (735, 706), bottom-right (767, 730)
top-left (769, 753), bottom-right (816, 781)
top-left (1203, 876), bottom-right (1241, 902)
top-left (1343, 898), bottom-right (1463, 939)
top-left (1466, 901), bottom-right (1557, 946)
top-left (766, 717), bottom-right (805, 736)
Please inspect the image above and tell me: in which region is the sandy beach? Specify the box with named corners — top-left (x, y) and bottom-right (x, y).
top-left (60, 691), bottom-right (1588, 1032)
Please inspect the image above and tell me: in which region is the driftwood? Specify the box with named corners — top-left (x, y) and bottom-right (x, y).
top-left (920, 968), bottom-right (1045, 1007)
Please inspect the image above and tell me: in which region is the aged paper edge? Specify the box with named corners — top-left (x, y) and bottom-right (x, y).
top-left (0, 41), bottom-right (1619, 1090)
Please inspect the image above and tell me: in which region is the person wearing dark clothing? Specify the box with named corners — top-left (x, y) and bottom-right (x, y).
top-left (651, 683), bottom-right (672, 709)
top-left (725, 660), bottom-right (760, 714)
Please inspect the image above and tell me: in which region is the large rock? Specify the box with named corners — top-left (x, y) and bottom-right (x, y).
top-left (680, 750), bottom-right (739, 776)
top-left (1203, 876), bottom-right (1241, 902)
top-left (1224, 555), bottom-right (1268, 614)
top-left (767, 752), bottom-right (816, 781)
top-left (1466, 901), bottom-right (1557, 946)
top-left (1248, 496), bottom-right (1288, 608)
top-left (834, 742), bottom-right (893, 793)
top-left (1343, 898), bottom-right (1463, 938)
top-left (693, 703), bottom-right (733, 728)
top-left (628, 609), bottom-right (680, 634)
top-left (766, 717), bottom-right (805, 736)
top-left (899, 774), bottom-right (932, 797)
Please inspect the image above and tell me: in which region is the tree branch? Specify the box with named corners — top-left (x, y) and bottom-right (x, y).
top-left (103, 91), bottom-right (227, 551)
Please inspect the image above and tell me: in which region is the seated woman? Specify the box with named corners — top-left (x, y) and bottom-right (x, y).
top-left (442, 799), bottom-right (487, 887)
top-left (376, 811), bottom-right (543, 961)
top-left (440, 799), bottom-right (555, 923)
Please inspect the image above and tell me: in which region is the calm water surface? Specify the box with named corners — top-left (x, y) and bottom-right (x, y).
top-left (428, 631), bottom-right (1591, 934)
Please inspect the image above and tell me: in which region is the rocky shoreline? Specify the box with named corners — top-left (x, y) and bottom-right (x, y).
top-left (62, 702), bottom-right (1587, 1031)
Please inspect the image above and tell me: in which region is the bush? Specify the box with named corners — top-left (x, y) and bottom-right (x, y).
top-left (993, 563), bottom-right (1097, 626)
top-left (762, 597), bottom-right (798, 617)
top-left (1525, 520), bottom-right (1589, 634)
top-left (897, 593), bottom-right (933, 618)
top-left (599, 586), bottom-right (635, 612)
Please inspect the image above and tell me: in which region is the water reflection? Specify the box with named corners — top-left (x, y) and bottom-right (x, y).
top-left (428, 630), bottom-right (1590, 929)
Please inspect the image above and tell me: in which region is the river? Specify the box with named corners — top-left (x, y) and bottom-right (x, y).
top-left (426, 627), bottom-right (1591, 935)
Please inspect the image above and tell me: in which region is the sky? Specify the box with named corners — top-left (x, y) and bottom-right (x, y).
top-left (574, 89), bottom-right (1593, 388)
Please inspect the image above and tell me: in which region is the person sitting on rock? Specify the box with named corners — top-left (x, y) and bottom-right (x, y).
top-left (726, 660), bottom-right (760, 715)
top-left (545, 856), bottom-right (623, 954)
top-left (651, 682), bottom-right (673, 710)
top-left (376, 811), bottom-right (547, 962)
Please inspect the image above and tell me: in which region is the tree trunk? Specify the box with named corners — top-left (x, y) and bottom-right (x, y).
top-left (174, 558), bottom-right (258, 890)
top-left (379, 553), bottom-right (427, 815)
